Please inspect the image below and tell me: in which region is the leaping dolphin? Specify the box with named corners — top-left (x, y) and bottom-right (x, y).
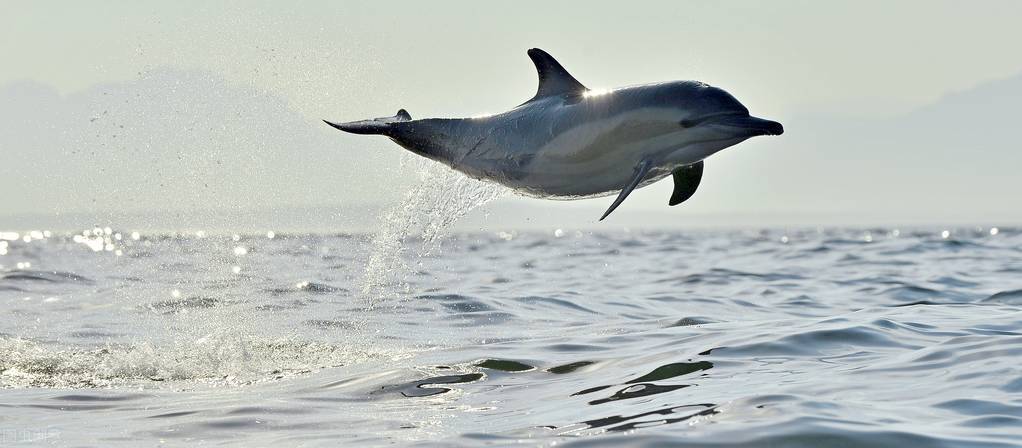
top-left (325, 48), bottom-right (783, 220)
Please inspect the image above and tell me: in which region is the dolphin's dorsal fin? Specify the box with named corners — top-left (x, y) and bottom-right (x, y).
top-left (527, 48), bottom-right (587, 101)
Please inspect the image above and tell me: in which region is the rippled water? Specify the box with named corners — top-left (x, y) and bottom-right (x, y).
top-left (1, 225), bottom-right (1021, 447)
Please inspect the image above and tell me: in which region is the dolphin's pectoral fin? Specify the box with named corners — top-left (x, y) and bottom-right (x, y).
top-left (323, 109), bottom-right (412, 136)
top-left (526, 48), bottom-right (588, 102)
top-left (669, 161), bottom-right (704, 206)
top-left (599, 159), bottom-right (653, 221)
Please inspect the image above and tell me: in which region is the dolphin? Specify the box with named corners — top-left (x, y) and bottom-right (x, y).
top-left (325, 48), bottom-right (783, 220)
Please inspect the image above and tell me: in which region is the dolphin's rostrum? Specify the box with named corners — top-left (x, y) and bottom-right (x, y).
top-left (325, 48), bottom-right (782, 220)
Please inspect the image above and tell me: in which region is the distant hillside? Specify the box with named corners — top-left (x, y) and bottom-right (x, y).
top-left (0, 69), bottom-right (408, 229)
top-left (721, 72), bottom-right (1022, 224)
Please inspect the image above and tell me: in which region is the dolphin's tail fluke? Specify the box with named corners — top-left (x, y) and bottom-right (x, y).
top-left (323, 109), bottom-right (411, 135)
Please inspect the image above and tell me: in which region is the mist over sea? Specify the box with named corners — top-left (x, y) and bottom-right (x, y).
top-left (1, 219), bottom-right (1020, 446)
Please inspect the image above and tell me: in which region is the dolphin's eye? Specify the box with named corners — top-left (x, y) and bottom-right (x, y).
top-left (679, 118), bottom-right (705, 128)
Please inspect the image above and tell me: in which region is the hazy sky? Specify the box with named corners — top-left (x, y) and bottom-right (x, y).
top-left (2, 1), bottom-right (1021, 230)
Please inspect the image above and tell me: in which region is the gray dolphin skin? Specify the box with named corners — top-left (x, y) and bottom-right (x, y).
top-left (325, 48), bottom-right (783, 220)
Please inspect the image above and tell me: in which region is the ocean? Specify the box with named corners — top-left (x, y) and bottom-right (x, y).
top-left (1, 223), bottom-right (1020, 447)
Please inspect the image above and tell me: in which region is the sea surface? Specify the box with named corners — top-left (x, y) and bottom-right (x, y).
top-left (1, 224), bottom-right (1021, 447)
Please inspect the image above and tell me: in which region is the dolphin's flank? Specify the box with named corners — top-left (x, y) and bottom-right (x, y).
top-left (325, 48), bottom-right (782, 220)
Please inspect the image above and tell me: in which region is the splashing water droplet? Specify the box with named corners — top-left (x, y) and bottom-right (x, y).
top-left (357, 158), bottom-right (507, 309)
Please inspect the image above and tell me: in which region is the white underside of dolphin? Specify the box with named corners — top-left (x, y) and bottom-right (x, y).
top-left (325, 48), bottom-right (783, 220)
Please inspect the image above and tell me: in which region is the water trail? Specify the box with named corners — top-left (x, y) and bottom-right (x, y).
top-left (0, 334), bottom-right (375, 388)
top-left (0, 231), bottom-right (384, 389)
top-left (357, 158), bottom-right (508, 309)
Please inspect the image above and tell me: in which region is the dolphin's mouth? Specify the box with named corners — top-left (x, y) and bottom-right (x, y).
top-left (707, 114), bottom-right (784, 136)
